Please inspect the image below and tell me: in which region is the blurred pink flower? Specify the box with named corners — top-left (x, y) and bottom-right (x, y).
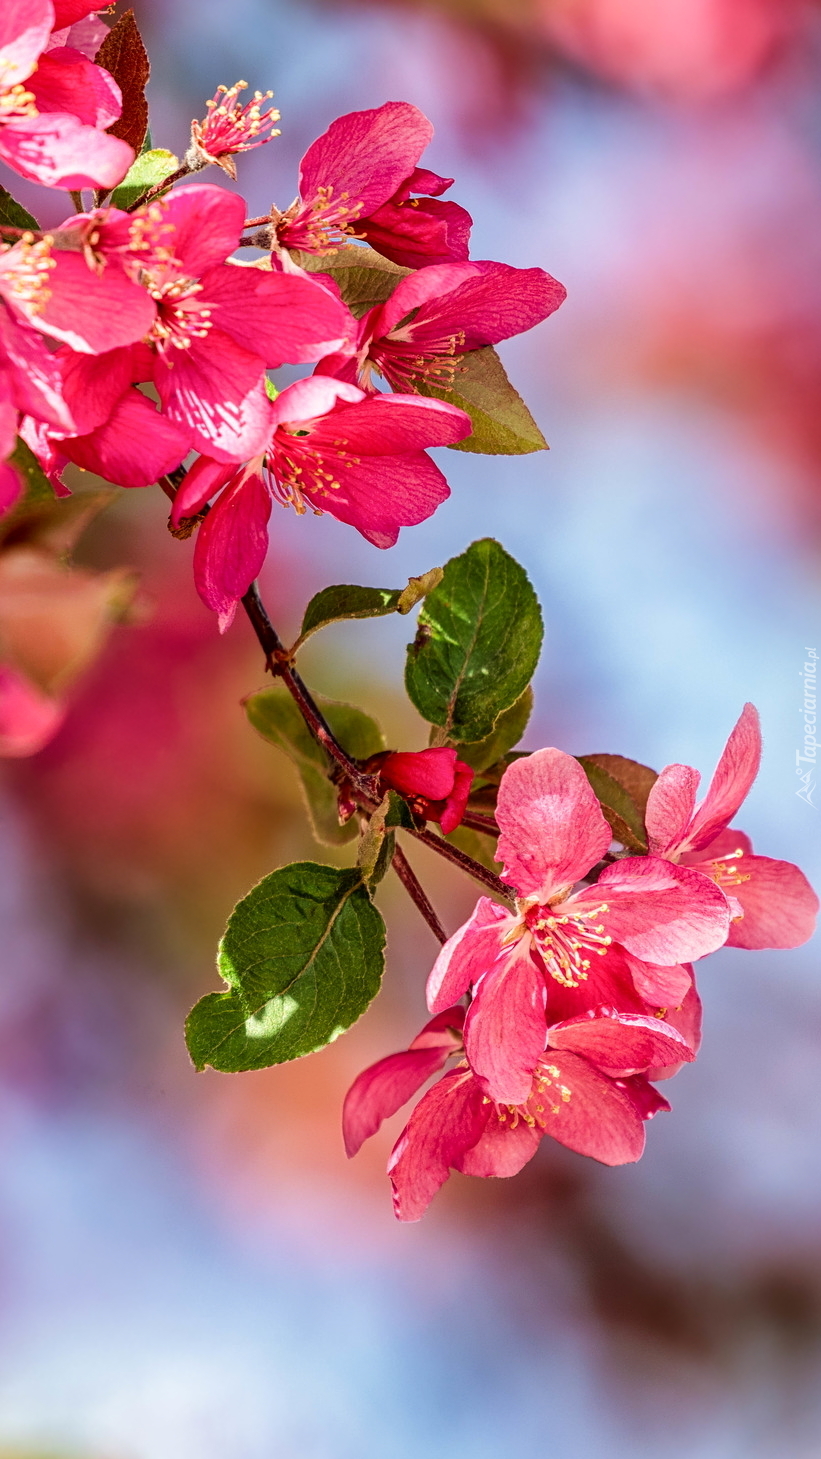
top-left (427, 748), bottom-right (730, 1103)
top-left (274, 102), bottom-right (473, 269)
top-left (646, 703), bottom-right (819, 949)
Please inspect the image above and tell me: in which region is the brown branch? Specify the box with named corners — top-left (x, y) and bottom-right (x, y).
top-left (124, 163), bottom-right (194, 213)
top-left (406, 824), bottom-right (512, 901)
top-left (459, 809), bottom-right (499, 836)
top-left (391, 845), bottom-right (447, 944)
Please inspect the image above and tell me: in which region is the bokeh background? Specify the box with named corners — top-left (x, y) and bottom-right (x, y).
top-left (2, 0), bottom-right (821, 1454)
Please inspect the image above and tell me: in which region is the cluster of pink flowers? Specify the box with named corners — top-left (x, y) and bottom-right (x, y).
top-left (0, 55), bottom-right (566, 628)
top-left (344, 704), bottom-right (818, 1220)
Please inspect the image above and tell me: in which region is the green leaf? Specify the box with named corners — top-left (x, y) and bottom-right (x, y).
top-left (0, 187), bottom-right (38, 242)
top-left (245, 684), bottom-right (385, 844)
top-left (405, 538), bottom-right (543, 742)
top-left (292, 568), bottom-right (443, 653)
top-left (453, 686), bottom-right (533, 772)
top-left (576, 754), bottom-right (658, 853)
top-left (287, 243), bottom-right (410, 318)
top-left (185, 862), bottom-right (385, 1071)
top-left (109, 148), bottom-right (179, 211)
top-left (417, 345), bottom-right (547, 456)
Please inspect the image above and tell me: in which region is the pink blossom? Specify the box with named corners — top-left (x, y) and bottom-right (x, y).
top-left (427, 748), bottom-right (731, 1103)
top-left (187, 81), bottom-right (280, 179)
top-left (375, 747), bottom-right (474, 833)
top-left (56, 186), bottom-right (350, 463)
top-left (170, 375), bottom-right (471, 628)
top-left (0, 662), bottom-right (64, 755)
top-left (346, 1005), bottom-right (689, 1220)
top-left (645, 703), bottom-right (819, 948)
top-left (317, 260), bottom-right (567, 393)
top-left (273, 102), bottom-right (473, 269)
top-left (0, 0), bottom-right (133, 189)
top-left (0, 238), bottom-right (75, 442)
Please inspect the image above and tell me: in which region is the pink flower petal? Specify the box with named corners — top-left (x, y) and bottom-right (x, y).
top-left (387, 1068), bottom-right (489, 1222)
top-left (623, 952), bottom-right (693, 1005)
top-left (647, 980), bottom-right (702, 1079)
top-left (299, 102), bottom-right (434, 220)
top-left (202, 263), bottom-right (348, 365)
top-left (548, 1009), bottom-right (692, 1075)
top-left (34, 252), bottom-right (155, 353)
top-left (645, 762), bottom-right (701, 854)
top-left (0, 306), bottom-right (74, 432)
top-left (360, 197), bottom-right (473, 270)
top-left (0, 461), bottom-right (22, 517)
top-left (59, 389), bottom-right (192, 487)
top-left (722, 854), bottom-right (819, 949)
top-left (0, 0), bottom-right (53, 88)
top-left (578, 855), bottom-right (731, 963)
top-left (684, 702), bottom-right (762, 853)
top-left (380, 747), bottom-right (458, 800)
top-left (270, 375), bottom-right (364, 427)
top-left (343, 1009), bottom-right (464, 1158)
top-left (616, 1076), bottom-right (671, 1120)
top-left (532, 1051), bottom-right (647, 1165)
top-left (29, 46), bottom-right (122, 128)
top-left (297, 446), bottom-right (452, 549)
top-left (371, 262), bottom-right (481, 338)
top-left (495, 748), bottom-right (613, 902)
top-left (170, 456), bottom-right (236, 527)
top-left (377, 260), bottom-right (567, 352)
top-left (160, 186), bottom-right (246, 277)
top-left (464, 942), bottom-right (548, 1104)
top-left (154, 329), bottom-right (273, 463)
top-left (52, 0), bottom-right (99, 24)
top-left (455, 1115), bottom-right (542, 1178)
top-left (0, 665), bottom-right (65, 757)
top-left (192, 468), bottom-right (271, 622)
top-left (0, 112), bottom-right (133, 189)
top-left (426, 895), bottom-right (514, 1012)
top-left (439, 759), bottom-right (474, 835)
top-left (542, 942), bottom-right (648, 1023)
top-left (57, 345), bottom-right (134, 435)
top-left (307, 392), bottom-right (471, 453)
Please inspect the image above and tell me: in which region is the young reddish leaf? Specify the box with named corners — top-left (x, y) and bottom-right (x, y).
top-left (95, 9), bottom-right (150, 158)
top-left (576, 754), bottom-right (659, 853)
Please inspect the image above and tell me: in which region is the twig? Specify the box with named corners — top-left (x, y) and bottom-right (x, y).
top-left (459, 809), bottom-right (499, 836)
top-left (124, 164), bottom-right (193, 213)
top-left (391, 845), bottom-right (447, 944)
top-left (406, 824), bottom-right (512, 901)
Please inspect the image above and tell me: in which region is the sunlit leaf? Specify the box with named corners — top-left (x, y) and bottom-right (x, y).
top-left (109, 148), bottom-right (179, 211)
top-left (292, 568), bottom-right (443, 652)
top-left (186, 862), bottom-right (386, 1071)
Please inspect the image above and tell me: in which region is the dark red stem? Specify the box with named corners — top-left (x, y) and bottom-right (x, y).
top-left (391, 845), bottom-right (447, 944)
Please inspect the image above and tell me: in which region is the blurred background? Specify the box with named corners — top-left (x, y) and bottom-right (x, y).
top-left (1, 0), bottom-right (821, 1453)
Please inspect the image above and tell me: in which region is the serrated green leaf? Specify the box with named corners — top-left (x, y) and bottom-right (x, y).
top-left (405, 538), bottom-right (543, 742)
top-left (417, 345), bottom-right (547, 456)
top-left (0, 187), bottom-right (38, 242)
top-left (109, 148), bottom-right (178, 211)
top-left (245, 684), bottom-right (384, 844)
top-left (452, 686), bottom-right (533, 772)
top-left (577, 754), bottom-right (658, 853)
top-left (185, 862), bottom-right (385, 1071)
top-left (291, 568), bottom-right (443, 653)
top-left (287, 243), bottom-right (410, 317)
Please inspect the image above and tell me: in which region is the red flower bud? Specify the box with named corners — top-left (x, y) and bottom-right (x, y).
top-left (378, 747), bottom-right (474, 834)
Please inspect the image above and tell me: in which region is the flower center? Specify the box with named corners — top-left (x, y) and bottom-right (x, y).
top-left (269, 431), bottom-right (361, 515)
top-left (0, 82), bottom-right (37, 124)
top-left (699, 848), bottom-right (751, 889)
top-left (495, 1061), bottom-right (573, 1128)
top-left (192, 81), bottom-right (280, 159)
top-left (277, 186), bottom-right (365, 254)
top-left (144, 276), bottom-right (213, 352)
top-left (526, 900), bottom-right (612, 988)
top-left (0, 234), bottom-right (54, 313)
top-left (372, 327), bottom-right (466, 391)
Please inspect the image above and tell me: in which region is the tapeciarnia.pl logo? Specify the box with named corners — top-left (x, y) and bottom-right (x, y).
top-left (796, 647), bottom-right (818, 807)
